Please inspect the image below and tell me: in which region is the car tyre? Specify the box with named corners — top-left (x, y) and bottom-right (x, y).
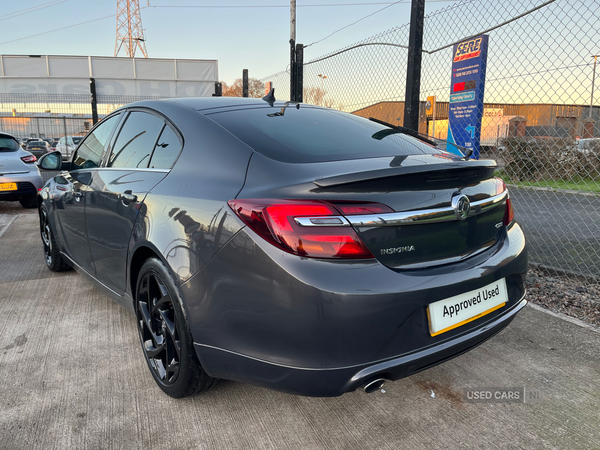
top-left (39, 204), bottom-right (71, 271)
top-left (135, 258), bottom-right (218, 398)
top-left (20, 195), bottom-right (38, 209)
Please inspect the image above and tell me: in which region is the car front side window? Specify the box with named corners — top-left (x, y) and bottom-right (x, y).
top-left (71, 114), bottom-right (121, 170)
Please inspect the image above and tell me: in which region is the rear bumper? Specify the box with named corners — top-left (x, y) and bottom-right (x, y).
top-left (28, 149), bottom-right (48, 158)
top-left (0, 180), bottom-right (40, 201)
top-left (184, 221), bottom-right (528, 396)
top-left (195, 298), bottom-right (527, 397)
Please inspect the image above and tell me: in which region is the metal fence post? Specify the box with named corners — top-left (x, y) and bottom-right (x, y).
top-left (242, 69), bottom-right (249, 97)
top-left (295, 44), bottom-right (304, 103)
top-left (213, 82), bottom-right (222, 97)
top-left (290, 0), bottom-right (297, 102)
top-left (403, 0), bottom-right (426, 132)
top-left (89, 77), bottom-right (99, 125)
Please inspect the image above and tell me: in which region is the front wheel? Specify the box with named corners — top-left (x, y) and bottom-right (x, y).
top-left (135, 258), bottom-right (218, 397)
top-left (39, 204), bottom-right (70, 272)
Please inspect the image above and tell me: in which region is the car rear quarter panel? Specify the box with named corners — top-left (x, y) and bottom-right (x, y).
top-left (127, 101), bottom-right (254, 288)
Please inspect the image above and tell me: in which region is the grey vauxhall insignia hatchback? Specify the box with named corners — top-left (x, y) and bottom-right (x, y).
top-left (36, 96), bottom-right (527, 398)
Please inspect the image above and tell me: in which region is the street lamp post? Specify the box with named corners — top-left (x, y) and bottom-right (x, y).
top-left (317, 74), bottom-right (327, 106)
top-left (591, 55), bottom-right (599, 119)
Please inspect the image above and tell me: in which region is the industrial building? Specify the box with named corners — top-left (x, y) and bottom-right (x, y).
top-left (353, 101), bottom-right (600, 149)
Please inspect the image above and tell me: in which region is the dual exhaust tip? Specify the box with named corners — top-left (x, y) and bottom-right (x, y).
top-left (363, 378), bottom-right (386, 394)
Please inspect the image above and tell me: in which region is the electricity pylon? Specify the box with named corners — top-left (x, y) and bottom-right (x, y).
top-left (114, 0), bottom-right (148, 58)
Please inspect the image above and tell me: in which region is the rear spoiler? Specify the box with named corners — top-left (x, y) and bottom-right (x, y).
top-left (313, 159), bottom-right (497, 188)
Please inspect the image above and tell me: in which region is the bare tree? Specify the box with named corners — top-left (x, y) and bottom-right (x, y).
top-left (221, 78), bottom-right (265, 98)
top-left (303, 86), bottom-right (335, 108)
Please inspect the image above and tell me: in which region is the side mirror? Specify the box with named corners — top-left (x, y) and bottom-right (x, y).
top-left (37, 151), bottom-right (62, 171)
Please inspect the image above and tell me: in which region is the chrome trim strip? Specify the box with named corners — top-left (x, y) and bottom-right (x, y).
top-left (93, 167), bottom-right (170, 173)
top-left (346, 191), bottom-right (508, 227)
top-left (294, 216), bottom-right (350, 227)
top-left (471, 190), bottom-right (508, 212)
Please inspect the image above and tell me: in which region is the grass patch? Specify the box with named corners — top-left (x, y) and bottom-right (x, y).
top-left (495, 170), bottom-right (600, 194)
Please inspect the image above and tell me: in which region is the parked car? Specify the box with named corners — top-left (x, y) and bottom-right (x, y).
top-left (49, 138), bottom-right (59, 151)
top-left (25, 140), bottom-right (51, 158)
top-left (36, 97), bottom-right (528, 398)
top-left (21, 138), bottom-right (36, 149)
top-left (0, 132), bottom-right (43, 208)
top-left (55, 135), bottom-right (83, 161)
top-left (574, 138), bottom-right (600, 155)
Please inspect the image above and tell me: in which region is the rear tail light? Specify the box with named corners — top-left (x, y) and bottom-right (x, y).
top-left (494, 177), bottom-right (506, 196)
top-left (503, 196), bottom-right (514, 225)
top-left (21, 155), bottom-right (36, 163)
top-left (496, 178), bottom-right (514, 226)
top-left (228, 199), bottom-right (391, 259)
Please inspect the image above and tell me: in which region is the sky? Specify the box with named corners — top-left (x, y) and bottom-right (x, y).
top-left (0, 0), bottom-right (459, 85)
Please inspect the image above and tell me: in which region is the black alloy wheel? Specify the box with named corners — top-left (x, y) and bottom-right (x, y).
top-left (137, 270), bottom-right (181, 385)
top-left (135, 258), bottom-right (217, 397)
top-left (39, 205), bottom-right (70, 271)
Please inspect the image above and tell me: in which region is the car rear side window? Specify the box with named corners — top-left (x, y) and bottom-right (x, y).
top-left (207, 106), bottom-right (441, 163)
top-left (72, 114), bottom-right (121, 170)
top-left (0, 137), bottom-right (19, 152)
top-left (108, 111), bottom-right (164, 169)
top-left (148, 124), bottom-right (181, 170)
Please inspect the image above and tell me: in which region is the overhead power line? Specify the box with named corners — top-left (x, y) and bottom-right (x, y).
top-left (0, 14), bottom-right (116, 46)
top-left (304, 0), bottom-right (407, 48)
top-left (0, 0), bottom-right (456, 47)
top-left (149, 1), bottom-right (455, 8)
top-left (0, 0), bottom-right (70, 22)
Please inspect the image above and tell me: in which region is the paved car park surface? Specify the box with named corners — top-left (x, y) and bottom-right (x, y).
top-left (1, 212), bottom-right (599, 450)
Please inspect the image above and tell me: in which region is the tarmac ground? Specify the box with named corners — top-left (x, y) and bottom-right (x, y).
top-left (1, 210), bottom-right (599, 450)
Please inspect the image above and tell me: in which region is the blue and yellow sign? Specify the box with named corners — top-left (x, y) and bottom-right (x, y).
top-left (447, 34), bottom-right (489, 159)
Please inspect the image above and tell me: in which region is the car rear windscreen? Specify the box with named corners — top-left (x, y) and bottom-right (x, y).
top-left (0, 137), bottom-right (20, 152)
top-left (207, 106), bottom-right (442, 163)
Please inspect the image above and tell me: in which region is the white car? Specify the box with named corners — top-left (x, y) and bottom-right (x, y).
top-left (55, 135), bottom-right (83, 161)
top-left (0, 132), bottom-right (43, 208)
top-left (575, 138), bottom-right (600, 155)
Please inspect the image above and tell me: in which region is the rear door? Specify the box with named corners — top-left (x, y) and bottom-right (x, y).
top-left (86, 109), bottom-right (182, 294)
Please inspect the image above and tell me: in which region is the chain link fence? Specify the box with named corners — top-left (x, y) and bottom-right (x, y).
top-left (0, 92), bottom-right (182, 184)
top-left (0, 92), bottom-right (185, 142)
top-left (0, 93), bottom-right (94, 142)
top-left (261, 0), bottom-right (600, 279)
